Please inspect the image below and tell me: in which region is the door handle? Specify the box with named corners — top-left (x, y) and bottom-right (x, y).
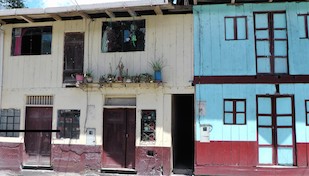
top-left (126, 134), bottom-right (129, 138)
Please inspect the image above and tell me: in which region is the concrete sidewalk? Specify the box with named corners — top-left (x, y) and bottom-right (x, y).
top-left (0, 170), bottom-right (191, 176)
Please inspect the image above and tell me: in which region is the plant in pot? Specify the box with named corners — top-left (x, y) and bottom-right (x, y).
top-left (75, 73), bottom-right (84, 83)
top-left (85, 70), bottom-right (94, 83)
top-left (149, 58), bottom-right (165, 82)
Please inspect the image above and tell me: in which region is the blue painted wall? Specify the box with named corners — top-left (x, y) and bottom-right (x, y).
top-left (194, 2), bottom-right (309, 76)
top-left (195, 84), bottom-right (309, 143)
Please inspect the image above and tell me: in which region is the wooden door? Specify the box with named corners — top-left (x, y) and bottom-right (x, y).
top-left (257, 95), bottom-right (296, 165)
top-left (63, 32), bottom-right (84, 83)
top-left (24, 107), bottom-right (52, 166)
top-left (102, 108), bottom-right (136, 168)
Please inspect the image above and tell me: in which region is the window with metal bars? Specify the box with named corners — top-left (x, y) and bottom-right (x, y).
top-left (57, 110), bottom-right (80, 139)
top-left (224, 99), bottom-right (246, 125)
top-left (0, 109), bottom-right (20, 137)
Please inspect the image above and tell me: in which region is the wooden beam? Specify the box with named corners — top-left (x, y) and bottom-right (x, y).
top-left (78, 11), bottom-right (91, 19)
top-left (127, 9), bottom-right (137, 17)
top-left (154, 6), bottom-right (163, 15)
top-left (20, 15), bottom-right (33, 23)
top-left (50, 14), bottom-right (62, 21)
top-left (0, 19), bottom-right (6, 24)
top-left (105, 10), bottom-right (115, 18)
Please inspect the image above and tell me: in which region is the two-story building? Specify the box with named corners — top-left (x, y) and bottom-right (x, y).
top-left (0, 1), bottom-right (194, 175)
top-left (194, 1), bottom-right (309, 175)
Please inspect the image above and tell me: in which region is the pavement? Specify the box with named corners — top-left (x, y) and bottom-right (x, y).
top-left (0, 170), bottom-right (191, 176)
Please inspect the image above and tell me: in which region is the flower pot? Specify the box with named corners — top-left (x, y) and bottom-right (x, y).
top-left (86, 77), bottom-right (93, 83)
top-left (76, 74), bottom-right (84, 83)
top-left (154, 71), bottom-right (162, 82)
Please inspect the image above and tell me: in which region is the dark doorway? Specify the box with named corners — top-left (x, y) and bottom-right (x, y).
top-left (172, 94), bottom-right (194, 174)
top-left (102, 108), bottom-right (136, 169)
top-left (24, 107), bottom-right (52, 166)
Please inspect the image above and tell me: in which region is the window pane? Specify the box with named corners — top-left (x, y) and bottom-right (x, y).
top-left (258, 116), bottom-right (272, 126)
top-left (273, 13), bottom-right (286, 29)
top-left (225, 18), bottom-right (235, 40)
top-left (274, 41), bottom-right (287, 56)
top-left (255, 30), bottom-right (269, 39)
top-left (256, 41), bottom-right (270, 56)
top-left (255, 14), bottom-right (268, 28)
top-left (224, 100), bottom-right (233, 112)
top-left (258, 128), bottom-right (272, 145)
top-left (224, 113), bottom-right (233, 124)
top-left (276, 97), bottom-right (291, 114)
top-left (258, 97), bottom-right (271, 114)
top-left (259, 147), bottom-right (273, 164)
top-left (257, 58), bottom-right (271, 73)
top-left (236, 101), bottom-right (245, 112)
top-left (277, 128), bottom-right (292, 145)
top-left (298, 16), bottom-right (306, 38)
top-left (274, 30), bottom-right (287, 39)
top-left (277, 147), bottom-right (293, 165)
top-left (277, 116), bottom-right (292, 126)
top-left (274, 58), bottom-right (287, 73)
top-left (237, 17), bottom-right (246, 39)
top-left (236, 113), bottom-right (245, 124)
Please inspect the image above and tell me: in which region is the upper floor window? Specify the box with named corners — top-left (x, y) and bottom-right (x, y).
top-left (101, 20), bottom-right (145, 52)
top-left (224, 16), bottom-right (248, 40)
top-left (254, 12), bottom-right (288, 74)
top-left (11, 26), bottom-right (52, 56)
top-left (224, 99), bottom-right (246, 125)
top-left (298, 14), bottom-right (309, 39)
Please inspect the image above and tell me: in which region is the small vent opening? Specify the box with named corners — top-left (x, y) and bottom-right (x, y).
top-left (26, 96), bottom-right (54, 105)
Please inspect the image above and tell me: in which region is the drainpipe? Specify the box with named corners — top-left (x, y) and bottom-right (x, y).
top-left (0, 25), bottom-right (4, 109)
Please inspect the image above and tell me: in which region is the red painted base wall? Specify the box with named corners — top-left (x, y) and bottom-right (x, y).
top-left (0, 143), bottom-right (23, 171)
top-left (195, 141), bottom-right (309, 175)
top-left (52, 144), bottom-right (102, 172)
top-left (135, 146), bottom-right (171, 175)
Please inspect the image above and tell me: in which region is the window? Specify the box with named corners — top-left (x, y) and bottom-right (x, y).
top-left (225, 16), bottom-right (247, 40)
top-left (254, 12), bottom-right (288, 74)
top-left (141, 110), bottom-right (156, 141)
top-left (57, 110), bottom-right (80, 139)
top-left (298, 14), bottom-right (309, 39)
top-left (224, 99), bottom-right (246, 125)
top-left (11, 26), bottom-right (52, 56)
top-left (0, 109), bottom-right (20, 137)
top-left (306, 100), bottom-right (309, 125)
top-left (102, 20), bottom-right (145, 52)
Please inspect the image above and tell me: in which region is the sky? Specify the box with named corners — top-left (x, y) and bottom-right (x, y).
top-left (25, 0), bottom-right (134, 8)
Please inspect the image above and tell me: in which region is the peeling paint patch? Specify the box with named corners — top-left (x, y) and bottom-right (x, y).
top-left (0, 142), bottom-right (23, 171)
top-left (135, 146), bottom-right (171, 175)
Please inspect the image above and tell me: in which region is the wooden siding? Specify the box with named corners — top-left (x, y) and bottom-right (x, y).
top-left (195, 83), bottom-right (309, 143)
top-left (2, 14), bottom-right (193, 89)
top-left (194, 2), bottom-right (309, 76)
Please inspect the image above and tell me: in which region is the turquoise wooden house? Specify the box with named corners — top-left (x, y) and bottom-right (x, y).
top-left (194, 1), bottom-right (309, 175)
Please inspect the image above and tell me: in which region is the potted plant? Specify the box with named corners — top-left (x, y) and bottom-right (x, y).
top-left (75, 73), bottom-right (84, 83)
top-left (149, 58), bottom-right (165, 82)
top-left (85, 69), bottom-right (93, 83)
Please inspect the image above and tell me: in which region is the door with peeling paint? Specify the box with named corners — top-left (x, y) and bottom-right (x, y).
top-left (24, 107), bottom-right (52, 166)
top-left (102, 108), bottom-right (136, 168)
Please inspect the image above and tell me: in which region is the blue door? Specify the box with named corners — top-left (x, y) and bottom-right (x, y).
top-left (257, 95), bottom-right (296, 165)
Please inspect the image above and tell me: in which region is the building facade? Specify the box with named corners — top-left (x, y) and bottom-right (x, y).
top-left (0, 2), bottom-right (194, 175)
top-left (194, 2), bottom-right (309, 175)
